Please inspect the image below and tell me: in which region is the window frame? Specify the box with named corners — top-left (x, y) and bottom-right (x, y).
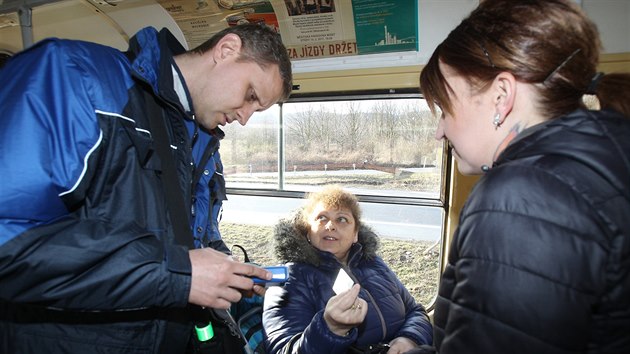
top-left (223, 89), bottom-right (452, 310)
top-left (226, 89), bottom-right (451, 209)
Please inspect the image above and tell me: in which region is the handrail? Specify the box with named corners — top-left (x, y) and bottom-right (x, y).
top-left (0, 0), bottom-right (64, 14)
top-left (1, 0), bottom-right (65, 48)
top-left (1, 0), bottom-right (129, 49)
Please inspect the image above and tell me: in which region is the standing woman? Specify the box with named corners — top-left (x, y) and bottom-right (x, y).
top-left (263, 186), bottom-right (433, 354)
top-left (419, 0), bottom-right (630, 353)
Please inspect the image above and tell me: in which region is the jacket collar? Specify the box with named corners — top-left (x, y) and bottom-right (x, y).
top-left (127, 27), bottom-right (187, 113)
top-left (495, 108), bottom-right (630, 200)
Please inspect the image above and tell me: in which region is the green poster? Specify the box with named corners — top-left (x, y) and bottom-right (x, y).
top-left (351, 0), bottom-right (418, 54)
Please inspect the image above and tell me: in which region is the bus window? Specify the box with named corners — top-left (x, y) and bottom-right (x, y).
top-left (220, 94), bottom-right (445, 307)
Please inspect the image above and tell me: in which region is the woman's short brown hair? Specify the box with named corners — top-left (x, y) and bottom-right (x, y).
top-left (296, 186), bottom-right (362, 235)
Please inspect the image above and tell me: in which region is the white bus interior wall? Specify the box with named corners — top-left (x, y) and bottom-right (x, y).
top-left (0, 0), bottom-right (628, 73)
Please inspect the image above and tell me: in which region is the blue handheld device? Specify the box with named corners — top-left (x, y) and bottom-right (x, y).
top-left (252, 266), bottom-right (288, 284)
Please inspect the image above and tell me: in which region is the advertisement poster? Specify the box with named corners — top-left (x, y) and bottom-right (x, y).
top-left (156, 0), bottom-right (418, 58)
top-left (270, 0), bottom-right (357, 60)
top-left (156, 0), bottom-right (279, 49)
top-left (351, 0), bottom-right (418, 54)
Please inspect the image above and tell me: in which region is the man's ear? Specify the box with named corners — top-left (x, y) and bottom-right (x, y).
top-left (493, 71), bottom-right (516, 122)
top-left (212, 33), bottom-right (242, 63)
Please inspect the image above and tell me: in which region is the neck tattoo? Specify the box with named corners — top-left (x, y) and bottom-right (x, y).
top-left (493, 123), bottom-right (523, 161)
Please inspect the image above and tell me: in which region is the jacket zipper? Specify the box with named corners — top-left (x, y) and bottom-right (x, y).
top-left (340, 262), bottom-right (388, 342)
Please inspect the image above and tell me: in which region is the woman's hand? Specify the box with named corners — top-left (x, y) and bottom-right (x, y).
top-left (387, 336), bottom-right (418, 354)
top-left (323, 284), bottom-right (367, 336)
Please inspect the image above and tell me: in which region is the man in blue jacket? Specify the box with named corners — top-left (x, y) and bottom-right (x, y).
top-left (0, 23), bottom-right (292, 353)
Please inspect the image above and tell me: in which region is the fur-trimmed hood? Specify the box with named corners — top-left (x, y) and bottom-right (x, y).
top-left (272, 209), bottom-right (380, 267)
top-left (265, 212), bottom-right (435, 353)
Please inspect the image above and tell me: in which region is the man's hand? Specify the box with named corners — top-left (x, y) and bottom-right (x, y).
top-left (188, 247), bottom-right (272, 308)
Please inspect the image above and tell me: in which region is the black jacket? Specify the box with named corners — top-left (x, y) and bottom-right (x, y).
top-left (434, 109), bottom-right (630, 353)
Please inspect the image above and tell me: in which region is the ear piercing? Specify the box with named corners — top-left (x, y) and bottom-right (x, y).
top-left (493, 113), bottom-right (501, 129)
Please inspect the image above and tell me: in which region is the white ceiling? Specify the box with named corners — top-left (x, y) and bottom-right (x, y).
top-left (0, 0), bottom-right (185, 53)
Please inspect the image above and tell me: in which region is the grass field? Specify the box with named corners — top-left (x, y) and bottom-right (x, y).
top-left (221, 222), bottom-right (441, 306)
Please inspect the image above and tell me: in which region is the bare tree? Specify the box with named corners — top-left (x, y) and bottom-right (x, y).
top-left (338, 101), bottom-right (366, 151)
top-left (311, 108), bottom-right (335, 153)
top-left (397, 102), bottom-right (439, 164)
top-left (286, 107), bottom-right (318, 151)
top-left (373, 101), bottom-right (401, 164)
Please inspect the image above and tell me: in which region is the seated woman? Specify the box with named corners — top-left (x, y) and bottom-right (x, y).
top-left (263, 186), bottom-right (433, 354)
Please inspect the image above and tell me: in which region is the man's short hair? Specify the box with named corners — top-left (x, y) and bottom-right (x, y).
top-left (192, 24), bottom-right (293, 101)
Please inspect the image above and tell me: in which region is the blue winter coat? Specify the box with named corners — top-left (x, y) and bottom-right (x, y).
top-left (263, 213), bottom-right (433, 354)
top-left (0, 27), bottom-right (227, 353)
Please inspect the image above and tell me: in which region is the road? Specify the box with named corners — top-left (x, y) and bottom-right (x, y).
top-left (222, 194), bottom-right (442, 242)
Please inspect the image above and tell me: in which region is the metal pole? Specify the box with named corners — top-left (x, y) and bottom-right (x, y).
top-left (18, 5), bottom-right (33, 49)
top-left (278, 102), bottom-right (285, 191)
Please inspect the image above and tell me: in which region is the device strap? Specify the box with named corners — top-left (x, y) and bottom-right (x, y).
top-left (145, 91), bottom-right (194, 249)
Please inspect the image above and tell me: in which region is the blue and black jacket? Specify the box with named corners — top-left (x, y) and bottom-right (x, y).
top-left (0, 27), bottom-right (226, 353)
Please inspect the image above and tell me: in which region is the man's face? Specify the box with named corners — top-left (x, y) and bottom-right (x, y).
top-left (194, 50), bottom-right (284, 130)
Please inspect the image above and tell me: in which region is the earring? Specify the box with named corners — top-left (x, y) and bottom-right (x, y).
top-left (493, 113), bottom-right (501, 129)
